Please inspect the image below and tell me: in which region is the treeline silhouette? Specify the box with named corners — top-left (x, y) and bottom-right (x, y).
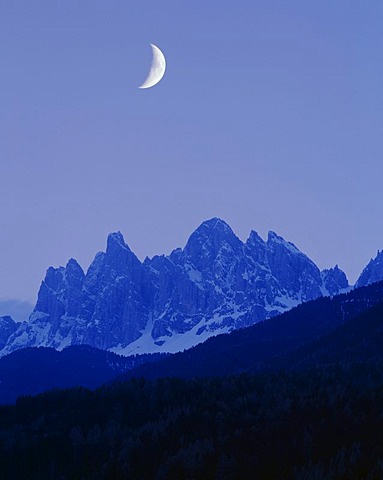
top-left (0, 345), bottom-right (167, 404)
top-left (1, 283), bottom-right (383, 478)
top-left (1, 361), bottom-right (383, 479)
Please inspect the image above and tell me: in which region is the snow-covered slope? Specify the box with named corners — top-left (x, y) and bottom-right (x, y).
top-left (0, 218), bottom-right (349, 357)
top-left (0, 316), bottom-right (18, 350)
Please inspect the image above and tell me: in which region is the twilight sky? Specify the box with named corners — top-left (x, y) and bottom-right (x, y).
top-left (0, 1), bottom-right (382, 307)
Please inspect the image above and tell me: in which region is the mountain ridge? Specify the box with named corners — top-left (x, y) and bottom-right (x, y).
top-left (0, 217), bottom-right (354, 357)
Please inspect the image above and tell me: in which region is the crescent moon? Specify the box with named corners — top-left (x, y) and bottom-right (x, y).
top-left (138, 43), bottom-right (166, 89)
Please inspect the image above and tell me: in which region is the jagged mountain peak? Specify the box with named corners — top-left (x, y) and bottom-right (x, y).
top-left (106, 231), bottom-right (133, 253)
top-left (246, 230), bottom-right (265, 246)
top-left (65, 258), bottom-right (84, 275)
top-left (323, 264), bottom-right (346, 277)
top-left (199, 216), bottom-right (232, 230)
top-left (0, 219), bottom-right (352, 358)
top-left (188, 217), bottom-right (237, 242)
top-left (321, 265), bottom-right (349, 295)
top-left (267, 230), bottom-right (301, 254)
top-left (267, 230), bottom-right (280, 240)
top-left (356, 250), bottom-right (383, 288)
top-left (104, 231), bottom-right (141, 273)
top-left (43, 265), bottom-right (66, 288)
top-left (184, 218), bottom-right (242, 261)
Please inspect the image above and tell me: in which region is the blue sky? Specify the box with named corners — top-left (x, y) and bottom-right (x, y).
top-left (0, 1), bottom-right (382, 303)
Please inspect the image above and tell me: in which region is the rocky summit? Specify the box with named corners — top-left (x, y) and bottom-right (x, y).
top-left (0, 218), bottom-right (349, 357)
top-left (356, 250), bottom-right (383, 288)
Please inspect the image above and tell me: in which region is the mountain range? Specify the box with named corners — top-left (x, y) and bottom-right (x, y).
top-left (1, 277), bottom-right (383, 405)
top-left (1, 218), bottom-right (383, 479)
top-left (1, 218), bottom-right (383, 359)
top-left (0, 218), bottom-right (350, 357)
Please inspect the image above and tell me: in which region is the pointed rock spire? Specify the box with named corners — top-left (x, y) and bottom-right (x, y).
top-left (356, 250), bottom-right (383, 287)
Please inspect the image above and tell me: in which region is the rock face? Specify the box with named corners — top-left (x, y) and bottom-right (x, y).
top-left (356, 250), bottom-right (383, 288)
top-left (1, 218), bottom-right (349, 357)
top-left (0, 316), bottom-right (17, 350)
top-left (321, 265), bottom-right (349, 296)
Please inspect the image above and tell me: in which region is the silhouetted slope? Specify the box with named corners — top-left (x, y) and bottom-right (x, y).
top-left (0, 345), bottom-right (166, 404)
top-left (1, 286), bottom-right (383, 477)
top-left (123, 281), bottom-right (383, 379)
top-left (0, 363), bottom-right (383, 479)
top-left (259, 299), bottom-right (383, 373)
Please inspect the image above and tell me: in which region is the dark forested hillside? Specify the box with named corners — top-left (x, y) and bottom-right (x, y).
top-left (123, 281), bottom-right (383, 380)
top-left (0, 363), bottom-right (383, 479)
top-left (0, 345), bottom-right (167, 404)
top-left (1, 284), bottom-right (383, 478)
top-left (256, 299), bottom-right (383, 373)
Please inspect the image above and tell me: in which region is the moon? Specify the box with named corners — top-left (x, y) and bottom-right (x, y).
top-left (138, 43), bottom-right (166, 89)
